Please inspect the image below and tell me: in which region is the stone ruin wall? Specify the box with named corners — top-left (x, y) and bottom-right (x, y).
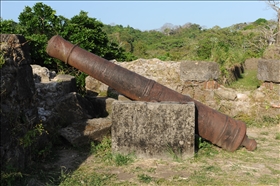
top-left (86, 58), bottom-right (279, 118)
top-left (0, 34), bottom-right (38, 171)
top-left (1, 34), bottom-right (279, 173)
top-left (1, 34), bottom-right (113, 173)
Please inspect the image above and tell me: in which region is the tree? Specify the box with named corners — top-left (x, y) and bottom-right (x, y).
top-left (266, 0), bottom-right (280, 45)
top-left (18, 2), bottom-right (67, 68)
top-left (15, 3), bottom-right (130, 93)
top-left (0, 18), bottom-right (18, 33)
top-left (63, 11), bottom-right (109, 56)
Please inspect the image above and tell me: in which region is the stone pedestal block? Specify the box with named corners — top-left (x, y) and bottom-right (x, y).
top-left (112, 101), bottom-right (195, 160)
top-left (257, 59), bottom-right (280, 83)
top-left (180, 61), bottom-right (220, 81)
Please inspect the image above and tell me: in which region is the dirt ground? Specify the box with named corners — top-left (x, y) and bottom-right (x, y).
top-left (48, 123), bottom-right (279, 185)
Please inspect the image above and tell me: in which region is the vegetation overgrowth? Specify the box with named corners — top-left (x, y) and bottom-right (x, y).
top-left (0, 2), bottom-right (278, 92)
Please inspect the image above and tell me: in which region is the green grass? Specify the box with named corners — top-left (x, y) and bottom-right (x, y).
top-left (59, 171), bottom-right (115, 186)
top-left (138, 174), bottom-right (153, 184)
top-left (260, 131), bottom-right (269, 135)
top-left (90, 137), bottom-right (134, 166)
top-left (0, 51), bottom-right (5, 69)
top-left (114, 153), bottom-right (134, 166)
top-left (228, 70), bottom-right (262, 90)
top-left (1, 170), bottom-right (23, 186)
top-left (166, 144), bottom-right (183, 162)
top-left (234, 113), bottom-right (280, 128)
top-left (258, 175), bottom-right (279, 185)
top-left (275, 133), bottom-right (280, 140)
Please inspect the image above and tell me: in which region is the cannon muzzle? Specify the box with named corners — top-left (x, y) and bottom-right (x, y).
top-left (46, 35), bottom-right (257, 152)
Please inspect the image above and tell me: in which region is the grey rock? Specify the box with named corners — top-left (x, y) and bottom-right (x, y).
top-left (236, 93), bottom-right (249, 101)
top-left (257, 59), bottom-right (280, 83)
top-left (60, 127), bottom-right (84, 146)
top-left (60, 118), bottom-right (112, 146)
top-left (52, 74), bottom-right (77, 93)
top-left (35, 73), bottom-right (77, 121)
top-left (31, 64), bottom-right (53, 83)
top-left (52, 92), bottom-right (97, 124)
top-left (112, 101), bottom-right (195, 160)
top-left (82, 118), bottom-right (111, 141)
top-left (253, 91), bottom-right (266, 101)
top-left (215, 88), bottom-right (237, 101)
top-left (180, 61), bottom-right (220, 81)
top-left (85, 76), bottom-right (109, 95)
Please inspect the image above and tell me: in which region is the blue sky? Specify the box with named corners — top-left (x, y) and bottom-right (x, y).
top-left (1, 1), bottom-right (277, 31)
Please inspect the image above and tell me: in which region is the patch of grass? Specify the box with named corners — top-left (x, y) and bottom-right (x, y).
top-left (258, 174), bottom-right (279, 185)
top-left (131, 166), bottom-right (143, 173)
top-left (258, 137), bottom-right (267, 141)
top-left (260, 131), bottom-right (269, 135)
top-left (90, 137), bottom-right (113, 164)
top-left (59, 170), bottom-right (114, 186)
top-left (275, 133), bottom-right (280, 140)
top-left (234, 113), bottom-right (280, 128)
top-left (196, 137), bottom-right (219, 158)
top-left (186, 170), bottom-right (214, 185)
top-left (263, 115), bottom-right (280, 125)
top-left (266, 165), bottom-right (280, 175)
top-left (166, 143), bottom-right (183, 162)
top-left (147, 167), bottom-right (156, 173)
top-left (228, 70), bottom-right (262, 90)
top-left (90, 137), bottom-right (134, 166)
top-left (1, 170), bottom-right (23, 186)
top-left (203, 165), bottom-right (222, 172)
top-left (114, 153), bottom-right (134, 166)
top-left (0, 51), bottom-right (5, 69)
top-left (138, 174), bottom-right (153, 184)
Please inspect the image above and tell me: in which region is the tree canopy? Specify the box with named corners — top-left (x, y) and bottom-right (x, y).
top-left (1, 2), bottom-right (278, 90)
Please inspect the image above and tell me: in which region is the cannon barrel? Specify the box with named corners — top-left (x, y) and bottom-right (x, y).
top-left (46, 35), bottom-right (257, 152)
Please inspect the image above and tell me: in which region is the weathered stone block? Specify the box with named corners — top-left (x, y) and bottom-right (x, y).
top-left (180, 61), bottom-right (220, 81)
top-left (214, 88), bottom-right (237, 101)
top-left (34, 72), bottom-right (77, 121)
top-left (112, 101), bottom-right (195, 160)
top-left (60, 118), bottom-right (112, 146)
top-left (257, 59), bottom-right (280, 83)
top-left (118, 95), bottom-right (132, 101)
top-left (52, 74), bottom-right (77, 93)
top-left (85, 76), bottom-right (109, 95)
top-left (53, 92), bottom-right (97, 125)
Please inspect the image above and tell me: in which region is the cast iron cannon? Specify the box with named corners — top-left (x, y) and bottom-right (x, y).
top-left (46, 35), bottom-right (257, 152)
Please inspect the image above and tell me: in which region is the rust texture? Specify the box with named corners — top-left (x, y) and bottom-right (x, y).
top-left (46, 35), bottom-right (257, 152)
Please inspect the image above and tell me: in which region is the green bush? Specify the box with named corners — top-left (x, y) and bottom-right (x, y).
top-left (0, 2), bottom-right (133, 93)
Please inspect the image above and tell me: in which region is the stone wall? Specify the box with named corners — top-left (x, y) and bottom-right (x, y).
top-left (0, 34), bottom-right (114, 174)
top-left (85, 59), bottom-right (222, 98)
top-left (85, 58), bottom-right (279, 120)
top-left (0, 34), bottom-right (38, 171)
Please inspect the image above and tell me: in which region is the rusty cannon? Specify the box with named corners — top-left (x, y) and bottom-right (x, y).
top-left (46, 35), bottom-right (257, 152)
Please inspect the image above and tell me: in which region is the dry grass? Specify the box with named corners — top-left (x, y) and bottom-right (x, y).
top-left (54, 124), bottom-right (280, 186)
